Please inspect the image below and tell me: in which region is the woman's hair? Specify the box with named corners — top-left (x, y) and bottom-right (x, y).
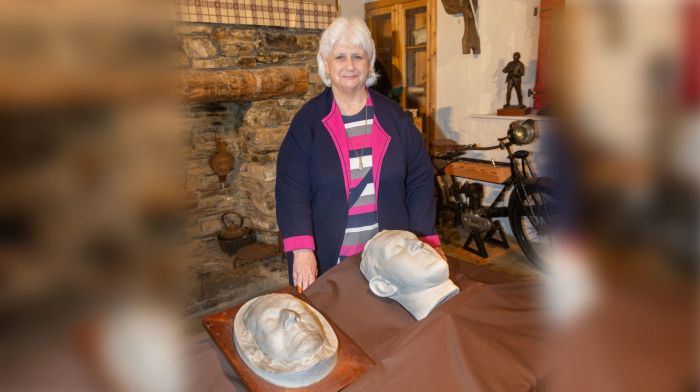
top-left (317, 17), bottom-right (378, 87)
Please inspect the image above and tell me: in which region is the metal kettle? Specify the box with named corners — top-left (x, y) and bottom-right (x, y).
top-left (217, 211), bottom-right (256, 255)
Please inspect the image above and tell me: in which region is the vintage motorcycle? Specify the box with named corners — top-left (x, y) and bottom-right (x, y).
top-left (431, 119), bottom-right (559, 270)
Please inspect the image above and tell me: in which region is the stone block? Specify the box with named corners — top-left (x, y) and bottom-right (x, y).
top-left (213, 28), bottom-right (256, 43)
top-left (243, 104), bottom-right (290, 128)
top-left (255, 230), bottom-right (279, 245)
top-left (308, 72), bottom-right (322, 85)
top-left (174, 24), bottom-right (213, 35)
top-left (191, 57), bottom-right (239, 69)
top-left (250, 99), bottom-right (278, 109)
top-left (287, 52), bottom-right (313, 64)
top-left (239, 161), bottom-right (276, 182)
top-left (277, 98), bottom-right (306, 108)
top-left (260, 31), bottom-right (299, 51)
top-left (196, 173), bottom-right (225, 192)
top-left (197, 194), bottom-right (230, 209)
top-left (251, 191), bottom-right (276, 217)
top-left (304, 63), bottom-right (319, 74)
top-left (181, 36), bottom-right (218, 59)
top-left (241, 150), bottom-right (279, 163)
top-left (220, 41), bottom-right (256, 57)
top-left (242, 125), bottom-right (286, 154)
top-left (200, 217), bottom-right (224, 236)
top-left (248, 215), bottom-right (278, 232)
top-left (255, 51), bottom-right (287, 64)
top-left (239, 57), bottom-right (257, 69)
top-left (296, 34), bottom-right (320, 51)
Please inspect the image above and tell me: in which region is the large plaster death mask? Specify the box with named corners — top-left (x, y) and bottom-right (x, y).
top-left (360, 230), bottom-right (460, 320)
top-left (233, 293), bottom-right (338, 388)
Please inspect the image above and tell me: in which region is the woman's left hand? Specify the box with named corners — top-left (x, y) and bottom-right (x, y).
top-left (434, 246), bottom-right (447, 261)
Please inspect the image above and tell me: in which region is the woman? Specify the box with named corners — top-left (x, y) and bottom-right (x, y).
top-left (275, 17), bottom-right (443, 292)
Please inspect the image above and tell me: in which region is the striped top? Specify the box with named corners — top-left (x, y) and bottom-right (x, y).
top-left (338, 105), bottom-right (378, 263)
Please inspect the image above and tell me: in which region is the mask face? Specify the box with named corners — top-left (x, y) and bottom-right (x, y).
top-left (244, 295), bottom-right (324, 362)
top-left (362, 230), bottom-right (450, 295)
top-left (234, 293), bottom-right (339, 388)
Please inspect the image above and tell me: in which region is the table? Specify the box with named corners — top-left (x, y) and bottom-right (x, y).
top-left (192, 255), bottom-right (548, 391)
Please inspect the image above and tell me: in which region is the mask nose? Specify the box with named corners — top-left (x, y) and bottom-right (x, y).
top-left (410, 240), bottom-right (423, 252)
top-left (280, 309), bottom-right (300, 329)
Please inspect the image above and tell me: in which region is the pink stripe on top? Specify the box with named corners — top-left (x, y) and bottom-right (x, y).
top-left (347, 134), bottom-right (372, 149)
top-left (339, 243), bottom-right (366, 256)
top-left (349, 203), bottom-right (377, 215)
top-left (349, 177), bottom-right (365, 188)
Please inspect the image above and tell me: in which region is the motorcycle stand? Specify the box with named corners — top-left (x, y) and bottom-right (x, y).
top-left (462, 221), bottom-right (510, 258)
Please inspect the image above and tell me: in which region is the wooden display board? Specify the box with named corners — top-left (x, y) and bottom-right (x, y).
top-left (203, 287), bottom-right (374, 391)
top-left (443, 161), bottom-right (512, 184)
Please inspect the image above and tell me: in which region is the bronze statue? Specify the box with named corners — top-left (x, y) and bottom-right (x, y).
top-left (502, 52), bottom-right (525, 108)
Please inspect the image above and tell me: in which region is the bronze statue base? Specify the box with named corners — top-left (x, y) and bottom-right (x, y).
top-left (497, 106), bottom-right (532, 116)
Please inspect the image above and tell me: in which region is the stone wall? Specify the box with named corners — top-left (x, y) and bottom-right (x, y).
top-left (175, 23), bottom-right (323, 316)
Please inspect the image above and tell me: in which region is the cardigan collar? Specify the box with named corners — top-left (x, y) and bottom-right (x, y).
top-left (321, 88), bottom-right (392, 199)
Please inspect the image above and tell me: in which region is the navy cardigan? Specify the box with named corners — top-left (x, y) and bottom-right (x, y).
top-left (275, 88), bottom-right (439, 283)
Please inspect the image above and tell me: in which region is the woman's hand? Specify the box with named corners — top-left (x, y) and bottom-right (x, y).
top-left (292, 249), bottom-right (318, 292)
top-left (434, 246), bottom-right (447, 261)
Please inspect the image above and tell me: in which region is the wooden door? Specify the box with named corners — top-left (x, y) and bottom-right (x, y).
top-left (533, 0), bottom-right (564, 111)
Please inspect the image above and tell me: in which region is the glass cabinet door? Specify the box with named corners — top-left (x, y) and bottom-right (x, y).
top-left (367, 8), bottom-right (398, 91)
top-left (403, 4), bottom-right (428, 116)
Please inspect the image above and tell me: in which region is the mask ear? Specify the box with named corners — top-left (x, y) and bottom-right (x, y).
top-left (368, 276), bottom-right (397, 298)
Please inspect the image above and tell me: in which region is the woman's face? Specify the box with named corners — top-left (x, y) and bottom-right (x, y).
top-left (323, 42), bottom-right (370, 93)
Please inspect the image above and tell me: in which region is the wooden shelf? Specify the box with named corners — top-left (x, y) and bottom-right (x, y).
top-left (406, 44), bottom-right (426, 50)
top-left (471, 113), bottom-right (557, 121)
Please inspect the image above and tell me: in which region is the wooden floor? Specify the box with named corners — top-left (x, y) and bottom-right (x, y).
top-left (440, 225), bottom-right (543, 281)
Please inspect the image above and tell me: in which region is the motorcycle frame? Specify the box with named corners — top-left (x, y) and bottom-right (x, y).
top-left (433, 140), bottom-right (538, 225)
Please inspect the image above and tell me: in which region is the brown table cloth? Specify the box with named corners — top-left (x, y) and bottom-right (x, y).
top-left (0, 255), bottom-right (547, 391)
top-left (301, 255), bottom-right (548, 391)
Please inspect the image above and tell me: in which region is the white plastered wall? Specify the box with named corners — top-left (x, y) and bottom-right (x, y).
top-left (337, 0), bottom-right (368, 19)
top-left (435, 0), bottom-right (548, 234)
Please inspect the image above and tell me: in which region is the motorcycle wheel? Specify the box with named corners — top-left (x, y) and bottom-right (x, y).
top-left (508, 183), bottom-right (560, 270)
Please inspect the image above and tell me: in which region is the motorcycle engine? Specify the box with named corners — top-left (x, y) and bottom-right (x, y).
top-left (461, 210), bottom-right (492, 231)
top-left (458, 182), bottom-right (492, 231)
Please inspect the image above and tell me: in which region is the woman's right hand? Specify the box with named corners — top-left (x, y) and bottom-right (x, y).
top-left (292, 249), bottom-right (318, 292)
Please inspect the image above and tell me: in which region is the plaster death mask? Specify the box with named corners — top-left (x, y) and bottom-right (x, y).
top-left (360, 230), bottom-right (460, 320)
top-left (233, 293), bottom-right (338, 388)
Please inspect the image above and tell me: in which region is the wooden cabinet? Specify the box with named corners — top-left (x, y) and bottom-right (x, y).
top-left (366, 0), bottom-right (436, 142)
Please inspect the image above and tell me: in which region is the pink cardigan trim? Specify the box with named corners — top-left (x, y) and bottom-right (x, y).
top-left (419, 235), bottom-right (441, 248)
top-left (322, 99), bottom-right (351, 198)
top-left (366, 93), bottom-right (391, 197)
top-left (283, 235), bottom-right (316, 252)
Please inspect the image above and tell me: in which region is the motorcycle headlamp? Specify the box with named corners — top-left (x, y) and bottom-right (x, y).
top-left (507, 119), bottom-right (537, 145)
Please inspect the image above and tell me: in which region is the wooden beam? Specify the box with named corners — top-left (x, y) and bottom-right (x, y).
top-left (181, 66), bottom-right (308, 103)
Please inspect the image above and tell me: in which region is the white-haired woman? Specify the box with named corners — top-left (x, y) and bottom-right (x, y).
top-left (276, 17), bottom-right (444, 292)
